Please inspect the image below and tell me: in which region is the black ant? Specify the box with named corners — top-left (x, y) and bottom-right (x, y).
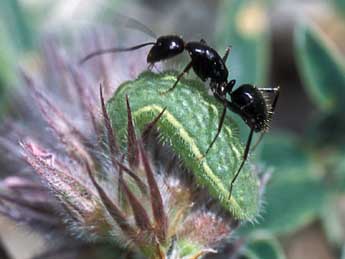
top-left (80, 33), bottom-right (280, 198)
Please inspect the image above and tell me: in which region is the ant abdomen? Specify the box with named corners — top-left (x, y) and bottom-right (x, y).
top-left (147, 35), bottom-right (184, 63)
top-left (230, 84), bottom-right (268, 132)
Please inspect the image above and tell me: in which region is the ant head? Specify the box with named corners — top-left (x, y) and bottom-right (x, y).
top-left (147, 35), bottom-right (184, 63)
top-left (230, 84), bottom-right (269, 132)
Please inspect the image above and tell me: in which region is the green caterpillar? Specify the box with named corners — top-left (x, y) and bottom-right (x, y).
top-left (107, 71), bottom-right (259, 220)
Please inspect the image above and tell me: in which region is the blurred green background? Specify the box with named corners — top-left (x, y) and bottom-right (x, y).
top-left (1, 0), bottom-right (345, 258)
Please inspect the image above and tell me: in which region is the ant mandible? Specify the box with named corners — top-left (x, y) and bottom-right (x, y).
top-left (80, 34), bottom-right (280, 198)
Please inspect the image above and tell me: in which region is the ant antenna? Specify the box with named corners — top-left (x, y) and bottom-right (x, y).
top-left (79, 42), bottom-right (156, 65)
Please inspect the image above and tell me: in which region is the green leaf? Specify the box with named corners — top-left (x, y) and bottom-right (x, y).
top-left (259, 174), bottom-right (327, 235)
top-left (321, 197), bottom-right (344, 247)
top-left (216, 0), bottom-right (270, 86)
top-left (0, 0), bottom-right (35, 116)
top-left (332, 0), bottom-right (345, 16)
top-left (329, 155), bottom-right (345, 192)
top-left (0, 0), bottom-right (34, 50)
top-left (0, 23), bottom-right (16, 114)
top-left (306, 111), bottom-right (345, 151)
top-left (294, 21), bottom-right (345, 112)
top-left (259, 134), bottom-right (328, 234)
top-left (259, 132), bottom-right (311, 178)
top-left (341, 244), bottom-right (345, 259)
top-left (242, 231), bottom-right (286, 259)
top-left (241, 133), bottom-right (328, 234)
top-left (107, 71), bottom-right (260, 220)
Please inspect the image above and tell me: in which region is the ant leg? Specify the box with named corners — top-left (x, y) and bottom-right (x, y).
top-left (257, 86), bottom-right (280, 117)
top-left (251, 132), bottom-right (265, 152)
top-left (160, 61), bottom-right (193, 94)
top-left (156, 64), bottom-right (163, 73)
top-left (258, 87), bottom-right (280, 93)
top-left (251, 87), bottom-right (280, 151)
top-left (222, 46), bottom-right (232, 63)
top-left (147, 63), bottom-right (154, 71)
top-left (149, 63), bottom-right (162, 73)
top-left (269, 86), bottom-right (280, 113)
top-left (225, 79), bottom-right (236, 94)
top-left (258, 86), bottom-right (280, 107)
top-left (229, 127), bottom-right (255, 198)
top-left (205, 101), bottom-right (227, 155)
top-left (251, 86), bottom-right (280, 151)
